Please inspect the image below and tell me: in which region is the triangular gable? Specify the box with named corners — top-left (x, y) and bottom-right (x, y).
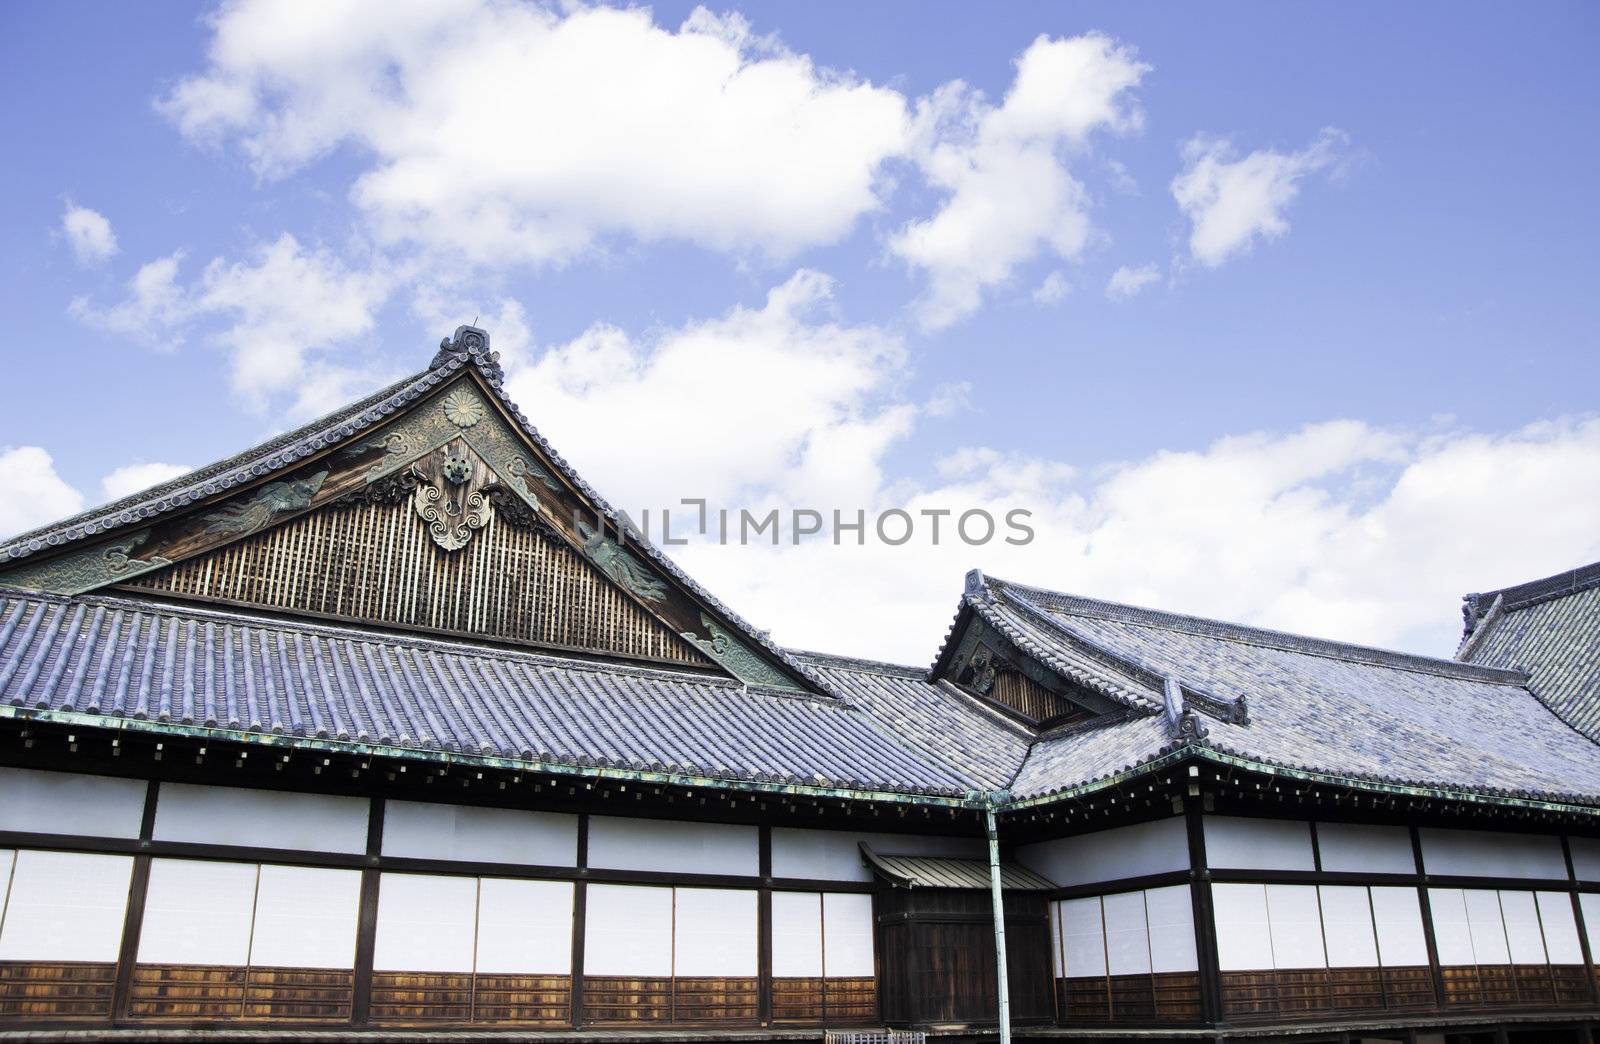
top-left (0, 328), bottom-right (812, 691)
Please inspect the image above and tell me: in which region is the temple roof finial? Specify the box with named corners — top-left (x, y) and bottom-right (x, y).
top-left (430, 324), bottom-right (503, 386)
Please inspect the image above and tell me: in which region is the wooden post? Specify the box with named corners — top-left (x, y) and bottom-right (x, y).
top-left (1563, 836), bottom-right (1598, 1003)
top-left (350, 796), bottom-right (385, 1027)
top-left (110, 779), bottom-right (159, 1022)
top-left (1184, 787), bottom-right (1222, 1026)
top-left (1409, 825), bottom-right (1448, 1011)
top-left (758, 824), bottom-right (773, 1027)
top-left (570, 813), bottom-right (589, 1030)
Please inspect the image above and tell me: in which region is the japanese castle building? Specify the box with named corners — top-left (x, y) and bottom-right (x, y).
top-left (0, 327), bottom-right (1597, 1044)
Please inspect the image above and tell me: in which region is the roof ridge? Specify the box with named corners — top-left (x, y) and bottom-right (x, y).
top-left (989, 574), bottom-right (1528, 685)
top-left (1465, 559), bottom-right (1600, 618)
top-left (787, 648), bottom-right (928, 677)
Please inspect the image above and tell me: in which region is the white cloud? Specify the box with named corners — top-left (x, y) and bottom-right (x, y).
top-left (0, 447), bottom-right (85, 540)
top-left (1105, 262), bottom-right (1159, 301)
top-left (1032, 270), bottom-right (1072, 305)
top-left (1172, 127), bottom-right (1345, 267)
top-left (160, 1), bottom-right (909, 265)
top-left (61, 203), bottom-right (119, 265)
top-left (71, 235), bottom-right (394, 414)
top-left (890, 33), bottom-right (1148, 329)
top-left (100, 462), bottom-right (192, 502)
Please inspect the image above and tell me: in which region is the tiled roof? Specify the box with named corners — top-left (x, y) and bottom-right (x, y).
top-left (986, 575), bottom-right (1600, 805)
top-left (0, 587), bottom-right (978, 799)
top-left (860, 846), bottom-right (1057, 890)
top-left (792, 650), bottom-right (1031, 791)
top-left (1460, 561), bottom-right (1600, 741)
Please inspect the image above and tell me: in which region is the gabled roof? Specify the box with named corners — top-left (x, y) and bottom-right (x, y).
top-left (962, 572), bottom-right (1600, 805)
top-left (1459, 560), bottom-right (1600, 741)
top-left (0, 327), bottom-right (825, 695)
top-left (859, 844), bottom-right (1056, 890)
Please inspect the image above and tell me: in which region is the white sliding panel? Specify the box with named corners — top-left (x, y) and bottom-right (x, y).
top-left (382, 800), bottom-right (577, 866)
top-left (1319, 886), bottom-right (1379, 967)
top-left (1060, 897), bottom-right (1105, 978)
top-left (0, 851), bottom-right (132, 962)
top-left (0, 768), bottom-right (146, 839)
top-left (1499, 890), bottom-right (1548, 965)
top-left (1315, 822), bottom-right (1415, 874)
top-left (1265, 884), bottom-right (1326, 969)
top-left (675, 888), bottom-right (757, 976)
top-left (584, 884), bottom-right (672, 976)
top-left (250, 865), bottom-right (361, 968)
top-left (1371, 887), bottom-right (1429, 966)
top-left (1419, 829), bottom-right (1567, 880)
top-left (1536, 891), bottom-right (1583, 964)
top-left (1427, 888), bottom-right (1474, 965)
top-left (154, 783), bottom-right (368, 854)
top-left (771, 892), bottom-right (822, 977)
top-left (588, 817), bottom-right (757, 877)
top-left (138, 859), bottom-right (256, 965)
top-left (475, 878), bottom-right (573, 974)
top-left (822, 893), bottom-right (875, 978)
top-left (1463, 889), bottom-right (1510, 964)
top-left (1582, 894), bottom-right (1600, 957)
top-left (1102, 891), bottom-right (1151, 975)
top-left (1212, 883), bottom-right (1273, 971)
top-left (373, 873), bottom-right (477, 972)
top-left (1016, 818), bottom-right (1188, 888)
top-left (1145, 885), bottom-right (1198, 974)
top-left (1206, 817), bottom-right (1315, 871)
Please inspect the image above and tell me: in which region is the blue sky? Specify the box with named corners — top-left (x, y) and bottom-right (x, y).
top-left (2, 1), bottom-right (1597, 663)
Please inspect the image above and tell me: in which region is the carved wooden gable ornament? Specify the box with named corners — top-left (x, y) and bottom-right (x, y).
top-left (0, 328), bottom-right (812, 692)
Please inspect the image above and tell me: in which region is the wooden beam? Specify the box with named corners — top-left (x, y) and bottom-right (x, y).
top-left (109, 779), bottom-right (159, 1022)
top-left (350, 796), bottom-right (385, 1027)
top-left (1410, 824), bottom-right (1448, 1012)
top-left (570, 813), bottom-right (589, 1030)
top-left (1184, 788), bottom-right (1221, 1026)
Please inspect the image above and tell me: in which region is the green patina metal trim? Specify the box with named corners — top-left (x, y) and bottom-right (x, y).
top-left (0, 705), bottom-right (984, 810)
top-left (999, 743), bottom-right (1600, 818)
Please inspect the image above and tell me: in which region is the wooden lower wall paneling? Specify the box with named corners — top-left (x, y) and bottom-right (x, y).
top-left (582, 976), bottom-right (671, 1023)
top-left (1219, 969), bottom-right (1279, 1020)
top-left (672, 976), bottom-right (758, 1023)
top-left (128, 964), bottom-right (247, 1019)
top-left (1512, 964), bottom-right (1556, 1007)
top-left (1440, 965), bottom-right (1481, 1008)
top-left (1324, 966), bottom-right (1385, 1013)
top-left (823, 976), bottom-right (878, 1023)
top-left (1380, 966), bottom-right (1436, 1012)
top-left (1151, 971), bottom-right (1202, 1021)
top-left (0, 961), bottom-right (117, 1020)
top-left (1059, 976), bottom-right (1109, 1021)
top-left (1107, 973), bottom-right (1154, 1020)
top-left (771, 977), bottom-right (824, 1023)
top-left (242, 967), bottom-right (354, 1021)
top-left (1274, 968), bottom-right (1330, 1015)
top-left (1474, 963), bottom-right (1518, 1007)
top-left (369, 971), bottom-right (472, 1023)
top-left (1551, 964), bottom-right (1591, 1007)
top-left (471, 974), bottom-right (570, 1024)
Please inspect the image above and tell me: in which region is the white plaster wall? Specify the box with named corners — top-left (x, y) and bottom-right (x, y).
top-left (771, 891), bottom-right (822, 977)
top-left (1371, 886), bottom-right (1429, 966)
top-left (1419, 828), bottom-right (1567, 880)
top-left (373, 873), bottom-right (477, 972)
top-left (382, 800), bottom-right (577, 866)
top-left (1537, 891), bottom-right (1584, 964)
top-left (0, 850), bottom-right (132, 962)
top-left (584, 884), bottom-right (672, 976)
top-left (1145, 885), bottom-right (1198, 974)
top-left (138, 859), bottom-right (256, 965)
top-left (250, 865), bottom-right (362, 968)
top-left (153, 782), bottom-right (368, 854)
top-left (1102, 890), bottom-right (1151, 975)
top-left (770, 828), bottom-right (982, 882)
top-left (1060, 897), bottom-right (1106, 977)
top-left (1319, 886), bottom-right (1378, 968)
top-left (1015, 817), bottom-right (1189, 888)
top-left (821, 892), bottom-right (875, 978)
top-left (1499, 890), bottom-right (1548, 965)
top-left (588, 816), bottom-right (757, 877)
top-left (675, 888), bottom-right (757, 976)
top-left (1570, 836), bottom-right (1600, 881)
top-left (1206, 817), bottom-right (1315, 871)
top-left (1464, 889), bottom-right (1510, 963)
top-left (1427, 888), bottom-right (1474, 965)
top-left (0, 767), bottom-right (145, 839)
top-left (1265, 884), bottom-right (1326, 969)
top-left (1583, 894), bottom-right (1600, 959)
top-left (1211, 883), bottom-right (1273, 971)
top-left (1316, 822), bottom-right (1415, 874)
top-left (475, 878), bottom-right (573, 974)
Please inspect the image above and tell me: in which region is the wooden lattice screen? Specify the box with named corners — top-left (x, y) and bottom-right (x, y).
top-left (126, 497), bottom-right (712, 667)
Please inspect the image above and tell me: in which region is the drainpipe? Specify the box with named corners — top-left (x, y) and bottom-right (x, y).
top-left (985, 794), bottom-right (1011, 1044)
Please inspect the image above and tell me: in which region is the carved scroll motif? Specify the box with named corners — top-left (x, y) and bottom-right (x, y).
top-left (410, 442), bottom-right (497, 552)
top-left (577, 521), bottom-right (668, 604)
top-left (0, 530), bottom-right (172, 594)
top-left (681, 613), bottom-right (794, 689)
